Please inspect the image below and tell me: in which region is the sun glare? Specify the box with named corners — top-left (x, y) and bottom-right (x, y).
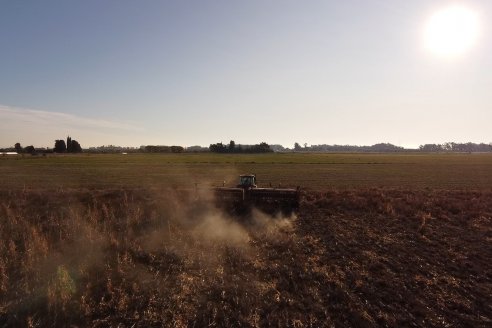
top-left (424, 5), bottom-right (480, 58)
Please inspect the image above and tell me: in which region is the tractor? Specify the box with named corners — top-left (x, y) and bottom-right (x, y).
top-left (213, 174), bottom-right (300, 215)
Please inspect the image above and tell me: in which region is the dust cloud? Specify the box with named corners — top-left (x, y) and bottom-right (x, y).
top-left (1, 186), bottom-right (298, 326)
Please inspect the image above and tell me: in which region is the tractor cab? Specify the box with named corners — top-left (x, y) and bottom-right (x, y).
top-left (238, 174), bottom-right (257, 189)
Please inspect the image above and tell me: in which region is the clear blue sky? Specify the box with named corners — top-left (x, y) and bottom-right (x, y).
top-left (1, 0), bottom-right (491, 148)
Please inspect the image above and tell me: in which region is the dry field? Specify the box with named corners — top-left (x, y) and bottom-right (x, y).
top-left (2, 152), bottom-right (492, 190)
top-left (0, 153), bottom-right (491, 327)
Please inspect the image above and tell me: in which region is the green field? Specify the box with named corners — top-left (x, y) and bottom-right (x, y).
top-left (2, 152), bottom-right (492, 190)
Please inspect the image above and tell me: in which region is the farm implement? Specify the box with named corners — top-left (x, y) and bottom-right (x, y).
top-left (211, 174), bottom-right (300, 215)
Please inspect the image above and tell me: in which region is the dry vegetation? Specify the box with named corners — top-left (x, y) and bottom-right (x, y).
top-left (1, 153), bottom-right (492, 326)
top-left (1, 186), bottom-right (491, 327)
top-left (3, 152), bottom-right (492, 190)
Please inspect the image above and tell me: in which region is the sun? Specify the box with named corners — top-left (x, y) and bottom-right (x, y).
top-left (424, 5), bottom-right (480, 58)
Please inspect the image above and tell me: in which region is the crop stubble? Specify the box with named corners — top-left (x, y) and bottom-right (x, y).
top-left (0, 153), bottom-right (491, 326)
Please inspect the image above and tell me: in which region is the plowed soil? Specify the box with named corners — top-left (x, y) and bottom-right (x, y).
top-left (1, 188), bottom-right (491, 327)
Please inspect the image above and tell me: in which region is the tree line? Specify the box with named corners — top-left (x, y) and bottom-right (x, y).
top-left (143, 145), bottom-right (184, 153)
top-left (289, 142), bottom-right (492, 153)
top-left (1, 136), bottom-right (82, 154)
top-left (419, 142), bottom-right (492, 153)
top-left (3, 139), bottom-right (492, 154)
top-left (290, 142), bottom-right (406, 152)
top-left (209, 141), bottom-right (273, 153)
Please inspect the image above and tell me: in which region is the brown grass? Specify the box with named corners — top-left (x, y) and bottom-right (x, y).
top-left (3, 152), bottom-right (492, 191)
top-left (1, 188), bottom-right (491, 327)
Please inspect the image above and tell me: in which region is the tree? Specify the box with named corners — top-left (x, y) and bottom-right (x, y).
top-left (209, 142), bottom-right (227, 153)
top-left (54, 140), bottom-right (67, 153)
top-left (249, 142), bottom-right (273, 153)
top-left (64, 136), bottom-right (82, 153)
top-left (14, 143), bottom-right (22, 153)
top-left (66, 136), bottom-right (72, 152)
top-left (294, 142), bottom-right (302, 151)
top-left (145, 145), bottom-right (170, 153)
top-left (24, 145), bottom-right (35, 154)
top-left (419, 144), bottom-right (443, 152)
top-left (257, 142), bottom-right (272, 153)
top-left (170, 146), bottom-right (184, 153)
top-left (71, 140), bottom-right (82, 153)
top-left (229, 140), bottom-right (236, 152)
